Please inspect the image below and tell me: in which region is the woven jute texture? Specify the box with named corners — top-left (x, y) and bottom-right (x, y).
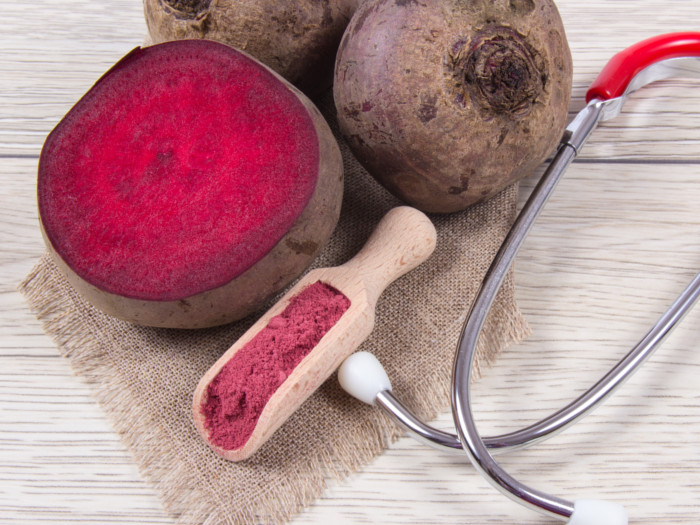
top-left (20, 95), bottom-right (530, 524)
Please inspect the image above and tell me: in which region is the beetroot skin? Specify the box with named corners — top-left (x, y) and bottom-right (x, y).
top-left (143, 0), bottom-right (362, 96)
top-left (38, 40), bottom-right (343, 328)
top-left (334, 0), bottom-right (573, 213)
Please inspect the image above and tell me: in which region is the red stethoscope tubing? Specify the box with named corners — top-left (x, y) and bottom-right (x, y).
top-left (586, 31), bottom-right (700, 102)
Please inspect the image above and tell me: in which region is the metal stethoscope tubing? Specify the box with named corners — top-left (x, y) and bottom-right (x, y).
top-left (338, 33), bottom-right (700, 525)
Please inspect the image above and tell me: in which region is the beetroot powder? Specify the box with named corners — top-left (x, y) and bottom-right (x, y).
top-left (202, 281), bottom-right (351, 450)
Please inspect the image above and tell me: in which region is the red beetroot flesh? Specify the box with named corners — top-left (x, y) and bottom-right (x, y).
top-left (202, 281), bottom-right (351, 451)
top-left (38, 40), bottom-right (320, 301)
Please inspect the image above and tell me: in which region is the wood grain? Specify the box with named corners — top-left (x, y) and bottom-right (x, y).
top-left (2, 0), bottom-right (700, 523)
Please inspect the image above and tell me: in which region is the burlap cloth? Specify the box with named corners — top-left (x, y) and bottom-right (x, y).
top-left (19, 94), bottom-right (530, 524)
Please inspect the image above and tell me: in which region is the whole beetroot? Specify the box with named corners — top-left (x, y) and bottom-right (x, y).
top-left (334, 0), bottom-right (573, 213)
top-left (143, 0), bottom-right (360, 95)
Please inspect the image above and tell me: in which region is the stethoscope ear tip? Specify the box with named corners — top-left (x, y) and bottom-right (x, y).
top-left (567, 499), bottom-right (628, 525)
top-left (338, 351), bottom-right (392, 405)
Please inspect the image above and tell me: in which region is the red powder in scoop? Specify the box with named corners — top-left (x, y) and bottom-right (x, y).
top-left (202, 281), bottom-right (351, 451)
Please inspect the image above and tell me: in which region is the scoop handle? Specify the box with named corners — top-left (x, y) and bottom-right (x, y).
top-left (341, 206), bottom-right (437, 304)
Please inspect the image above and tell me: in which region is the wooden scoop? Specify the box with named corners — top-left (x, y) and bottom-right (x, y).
top-left (192, 206), bottom-right (437, 461)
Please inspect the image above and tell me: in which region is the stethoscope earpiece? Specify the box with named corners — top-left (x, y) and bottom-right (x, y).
top-left (567, 499), bottom-right (628, 525)
top-left (338, 351), bottom-right (391, 405)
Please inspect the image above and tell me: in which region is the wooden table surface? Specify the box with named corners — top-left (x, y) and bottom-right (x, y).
top-left (2, 1), bottom-right (700, 523)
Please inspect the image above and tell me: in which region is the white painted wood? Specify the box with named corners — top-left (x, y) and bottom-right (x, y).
top-left (2, 0), bottom-right (700, 523)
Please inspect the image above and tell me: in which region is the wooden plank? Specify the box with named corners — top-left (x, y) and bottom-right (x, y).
top-left (2, 0), bottom-right (700, 523)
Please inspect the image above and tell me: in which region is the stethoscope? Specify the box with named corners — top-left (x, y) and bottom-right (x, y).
top-left (337, 32), bottom-right (700, 525)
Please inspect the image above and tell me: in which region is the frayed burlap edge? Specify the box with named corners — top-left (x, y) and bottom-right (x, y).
top-left (19, 251), bottom-right (529, 525)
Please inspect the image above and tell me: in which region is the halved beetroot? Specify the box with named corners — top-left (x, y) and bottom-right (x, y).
top-left (38, 40), bottom-right (343, 328)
